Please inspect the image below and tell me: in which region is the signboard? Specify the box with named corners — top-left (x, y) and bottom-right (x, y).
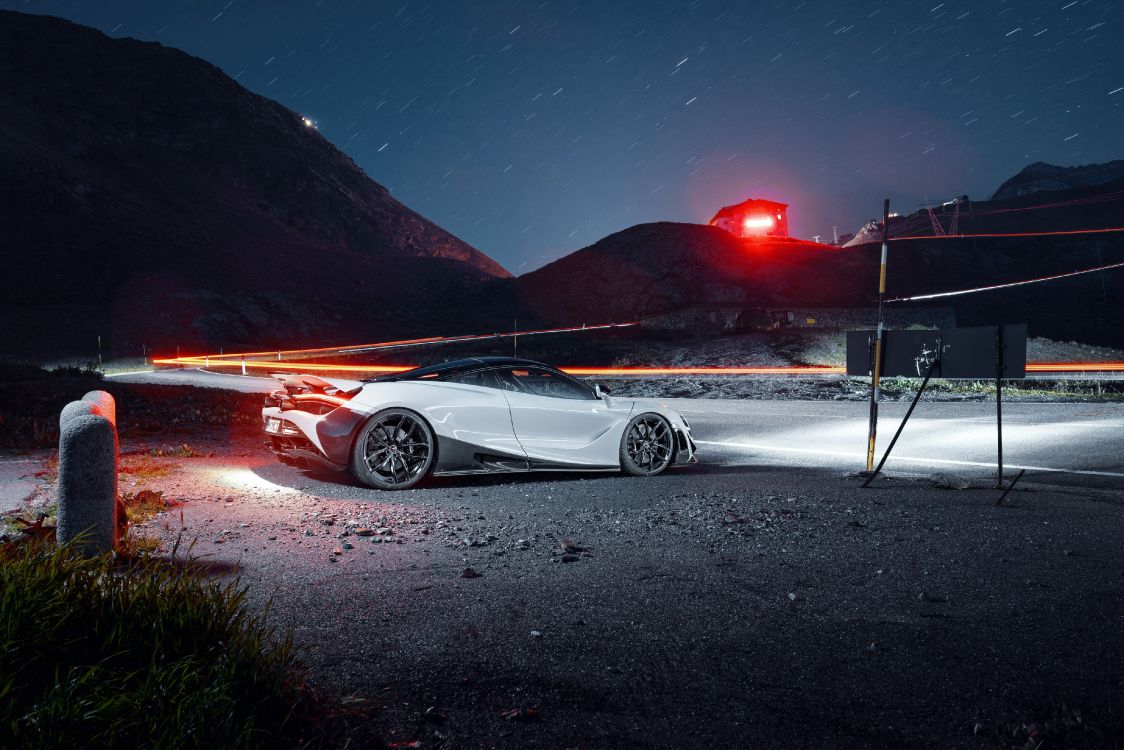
top-left (846, 325), bottom-right (1027, 379)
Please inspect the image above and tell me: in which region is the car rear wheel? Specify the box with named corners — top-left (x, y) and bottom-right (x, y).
top-left (350, 408), bottom-right (435, 490)
top-left (619, 413), bottom-right (674, 476)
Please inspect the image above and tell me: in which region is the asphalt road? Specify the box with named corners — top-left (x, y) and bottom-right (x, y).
top-left (86, 368), bottom-right (1124, 746)
top-left (674, 399), bottom-right (1124, 491)
top-left (111, 368), bottom-right (1124, 491)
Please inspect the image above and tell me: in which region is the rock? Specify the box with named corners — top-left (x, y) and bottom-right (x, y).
top-left (929, 472), bottom-right (970, 490)
top-left (513, 539), bottom-right (531, 550)
top-left (341, 542), bottom-right (354, 550)
top-left (461, 567), bottom-right (482, 579)
top-left (377, 527), bottom-right (394, 536)
top-left (304, 529), bottom-right (313, 536)
top-left (561, 553), bottom-right (579, 563)
top-left (530, 630), bottom-right (542, 637)
top-left (354, 528), bottom-right (375, 536)
top-left (555, 537), bottom-right (587, 554)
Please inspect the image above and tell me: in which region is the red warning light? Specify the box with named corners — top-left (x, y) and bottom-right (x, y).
top-left (711, 198), bottom-right (789, 239)
top-left (742, 215), bottom-right (776, 231)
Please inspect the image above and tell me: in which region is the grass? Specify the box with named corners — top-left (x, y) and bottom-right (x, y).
top-left (120, 489), bottom-right (176, 525)
top-left (0, 539), bottom-right (347, 749)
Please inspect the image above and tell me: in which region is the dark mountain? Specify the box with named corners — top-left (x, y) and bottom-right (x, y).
top-left (0, 11), bottom-right (509, 359)
top-left (517, 215), bottom-right (1124, 348)
top-left (991, 160), bottom-right (1124, 200)
top-left (515, 223), bottom-right (867, 325)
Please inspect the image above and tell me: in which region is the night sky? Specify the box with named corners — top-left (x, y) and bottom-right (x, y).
top-left (5, 0), bottom-right (1122, 272)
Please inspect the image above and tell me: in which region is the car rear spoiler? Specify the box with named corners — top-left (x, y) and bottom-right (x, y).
top-left (269, 373), bottom-right (364, 396)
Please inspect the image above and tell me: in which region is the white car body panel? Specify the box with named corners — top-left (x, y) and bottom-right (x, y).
top-left (261, 358), bottom-right (696, 482)
top-left (501, 390), bottom-right (633, 466)
top-left (350, 381), bottom-right (527, 459)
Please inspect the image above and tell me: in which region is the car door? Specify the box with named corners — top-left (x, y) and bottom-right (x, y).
top-left (491, 366), bottom-right (629, 468)
top-left (417, 369), bottom-right (528, 472)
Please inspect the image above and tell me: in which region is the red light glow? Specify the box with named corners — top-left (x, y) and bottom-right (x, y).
top-left (742, 215), bottom-right (775, 230)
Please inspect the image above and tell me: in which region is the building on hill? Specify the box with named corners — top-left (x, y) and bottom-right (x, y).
top-left (709, 198), bottom-right (789, 238)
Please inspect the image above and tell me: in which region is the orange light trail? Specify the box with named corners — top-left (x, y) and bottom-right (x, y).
top-left (150, 358), bottom-right (1124, 376)
top-left (1026, 362), bottom-right (1124, 372)
top-left (151, 356), bottom-right (410, 373)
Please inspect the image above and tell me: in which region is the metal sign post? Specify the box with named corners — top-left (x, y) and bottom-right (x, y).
top-left (847, 325), bottom-right (1028, 490)
top-left (995, 325), bottom-right (1005, 488)
top-left (864, 199), bottom-right (891, 473)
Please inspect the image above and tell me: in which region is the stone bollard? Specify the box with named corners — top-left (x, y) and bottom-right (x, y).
top-left (57, 390), bottom-right (119, 556)
top-left (82, 389), bottom-right (116, 424)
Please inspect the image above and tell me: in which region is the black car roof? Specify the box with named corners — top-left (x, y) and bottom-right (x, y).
top-left (365, 356), bottom-right (551, 382)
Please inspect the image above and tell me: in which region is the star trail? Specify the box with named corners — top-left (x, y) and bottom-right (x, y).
top-left (6, 0), bottom-right (1120, 272)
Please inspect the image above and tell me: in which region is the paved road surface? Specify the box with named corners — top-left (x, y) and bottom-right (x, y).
top-left (671, 399), bottom-right (1124, 491)
top-left (112, 368), bottom-right (1124, 491)
top-left (89, 368), bottom-right (1124, 745)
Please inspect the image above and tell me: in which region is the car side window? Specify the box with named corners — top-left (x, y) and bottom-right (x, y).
top-left (442, 369), bottom-right (494, 388)
top-left (498, 367), bottom-right (594, 400)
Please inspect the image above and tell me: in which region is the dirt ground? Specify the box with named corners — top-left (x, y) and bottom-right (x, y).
top-left (10, 421), bottom-right (1123, 749)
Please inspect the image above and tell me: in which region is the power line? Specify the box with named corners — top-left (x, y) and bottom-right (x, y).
top-left (889, 226), bottom-right (1124, 241)
top-left (889, 259), bottom-right (1124, 302)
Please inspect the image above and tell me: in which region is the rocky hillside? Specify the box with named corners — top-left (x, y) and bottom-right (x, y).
top-left (0, 11), bottom-right (508, 358)
top-left (991, 160), bottom-right (1124, 200)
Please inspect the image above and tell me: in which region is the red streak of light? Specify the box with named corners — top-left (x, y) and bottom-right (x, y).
top-left (1027, 362), bottom-right (1124, 372)
top-left (151, 357), bottom-right (410, 373)
top-left (150, 359), bottom-right (1124, 375)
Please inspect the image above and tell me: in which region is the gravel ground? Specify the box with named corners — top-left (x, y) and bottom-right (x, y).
top-left (24, 426), bottom-right (1117, 749)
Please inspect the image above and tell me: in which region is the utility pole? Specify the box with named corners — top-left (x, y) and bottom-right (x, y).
top-left (865, 198), bottom-right (891, 473)
top-left (832, 225), bottom-right (838, 245)
top-left (513, 316), bottom-right (518, 357)
top-left (97, 335), bottom-right (102, 367)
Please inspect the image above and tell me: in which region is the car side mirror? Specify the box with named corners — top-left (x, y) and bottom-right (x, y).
top-left (594, 383), bottom-right (612, 399)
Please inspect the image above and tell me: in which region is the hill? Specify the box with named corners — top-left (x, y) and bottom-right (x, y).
top-left (991, 160), bottom-right (1124, 200)
top-left (0, 11), bottom-right (509, 359)
top-left (517, 221), bottom-right (1124, 348)
top-left (516, 223), bottom-right (863, 325)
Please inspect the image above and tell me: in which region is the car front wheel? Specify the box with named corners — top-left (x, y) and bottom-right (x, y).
top-left (350, 408), bottom-right (436, 490)
top-left (619, 413), bottom-right (674, 476)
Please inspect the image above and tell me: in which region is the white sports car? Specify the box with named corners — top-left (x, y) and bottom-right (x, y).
top-left (262, 357), bottom-right (696, 489)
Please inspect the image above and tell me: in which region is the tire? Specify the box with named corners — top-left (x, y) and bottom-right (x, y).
top-left (350, 408), bottom-right (436, 490)
top-left (619, 413), bottom-right (675, 477)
